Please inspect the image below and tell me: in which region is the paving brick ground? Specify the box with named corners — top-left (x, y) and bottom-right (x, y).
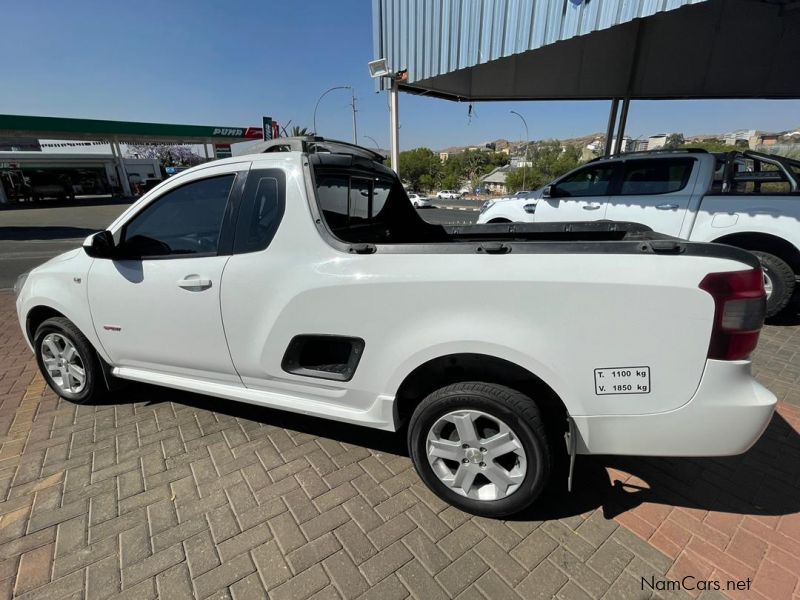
top-left (0, 290), bottom-right (798, 600)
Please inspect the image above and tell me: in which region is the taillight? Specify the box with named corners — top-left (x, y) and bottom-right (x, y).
top-left (699, 268), bottom-right (766, 360)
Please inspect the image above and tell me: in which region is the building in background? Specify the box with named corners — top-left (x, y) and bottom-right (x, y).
top-left (481, 165), bottom-right (512, 195)
top-left (647, 134), bottom-right (669, 150)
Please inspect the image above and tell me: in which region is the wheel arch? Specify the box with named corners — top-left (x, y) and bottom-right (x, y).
top-left (25, 305), bottom-right (68, 345)
top-left (393, 353), bottom-right (567, 434)
top-left (712, 232), bottom-right (800, 273)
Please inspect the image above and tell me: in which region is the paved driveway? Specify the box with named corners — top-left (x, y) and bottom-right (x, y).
top-left (0, 291), bottom-right (798, 600)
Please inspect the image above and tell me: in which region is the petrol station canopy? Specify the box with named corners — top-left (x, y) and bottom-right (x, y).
top-left (372, 0), bottom-right (800, 102)
top-left (0, 114), bottom-right (261, 144)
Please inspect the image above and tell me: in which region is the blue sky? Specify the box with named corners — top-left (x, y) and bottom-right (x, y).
top-left (2, 0), bottom-right (798, 150)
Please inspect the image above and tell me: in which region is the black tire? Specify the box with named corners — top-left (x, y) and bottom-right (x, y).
top-left (488, 218), bottom-right (511, 224)
top-left (408, 382), bottom-right (552, 518)
top-left (34, 317), bottom-right (105, 404)
top-left (753, 251), bottom-right (796, 318)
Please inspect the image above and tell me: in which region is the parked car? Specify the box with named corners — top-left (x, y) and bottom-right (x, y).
top-left (408, 193), bottom-right (432, 208)
top-left (436, 189), bottom-right (462, 199)
top-left (15, 137), bottom-right (775, 517)
top-left (478, 149), bottom-right (800, 317)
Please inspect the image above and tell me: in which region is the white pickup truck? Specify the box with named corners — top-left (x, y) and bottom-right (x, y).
top-left (14, 138), bottom-right (776, 517)
top-left (478, 150), bottom-right (800, 317)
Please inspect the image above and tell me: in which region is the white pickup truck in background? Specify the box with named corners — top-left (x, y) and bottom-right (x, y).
top-left (478, 150), bottom-right (800, 317)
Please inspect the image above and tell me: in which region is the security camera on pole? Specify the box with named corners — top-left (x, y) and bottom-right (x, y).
top-left (368, 58), bottom-right (406, 176)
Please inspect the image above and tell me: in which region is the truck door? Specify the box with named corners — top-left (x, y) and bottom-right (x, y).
top-left (534, 162), bottom-right (618, 223)
top-left (87, 162), bottom-right (250, 384)
top-left (604, 158), bottom-right (698, 236)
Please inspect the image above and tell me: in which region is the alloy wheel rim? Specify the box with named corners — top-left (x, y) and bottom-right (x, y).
top-left (763, 270), bottom-right (773, 299)
top-left (425, 409), bottom-right (527, 501)
top-left (40, 333), bottom-right (86, 394)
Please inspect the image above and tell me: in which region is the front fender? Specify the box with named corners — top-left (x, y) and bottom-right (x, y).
top-left (16, 254), bottom-right (108, 362)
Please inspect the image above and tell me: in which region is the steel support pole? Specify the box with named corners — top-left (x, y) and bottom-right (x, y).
top-left (112, 139), bottom-right (132, 197)
top-left (204, 144), bottom-right (210, 160)
top-left (604, 98), bottom-right (620, 158)
top-left (389, 78), bottom-right (400, 174)
top-left (614, 97), bottom-right (631, 156)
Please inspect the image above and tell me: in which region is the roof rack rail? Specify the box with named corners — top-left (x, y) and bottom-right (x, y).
top-left (589, 148), bottom-right (709, 162)
top-left (249, 136), bottom-right (385, 162)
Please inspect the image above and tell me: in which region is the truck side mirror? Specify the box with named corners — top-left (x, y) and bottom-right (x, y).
top-left (542, 185), bottom-right (553, 199)
top-left (83, 230), bottom-right (116, 259)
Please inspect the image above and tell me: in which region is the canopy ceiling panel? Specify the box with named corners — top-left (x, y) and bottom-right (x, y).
top-left (373, 0), bottom-right (800, 100)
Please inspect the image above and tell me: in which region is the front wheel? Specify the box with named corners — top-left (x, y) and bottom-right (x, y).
top-left (753, 251), bottom-right (796, 318)
top-left (34, 317), bottom-right (105, 404)
top-left (408, 382), bottom-right (552, 517)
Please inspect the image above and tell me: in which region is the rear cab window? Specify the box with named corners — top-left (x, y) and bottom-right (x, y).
top-left (311, 154), bottom-right (446, 245)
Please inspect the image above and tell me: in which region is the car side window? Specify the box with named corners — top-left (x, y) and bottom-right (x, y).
top-left (620, 159), bottom-right (694, 195)
top-left (553, 165), bottom-right (616, 197)
top-left (122, 174), bottom-right (235, 257)
top-left (233, 169), bottom-right (286, 253)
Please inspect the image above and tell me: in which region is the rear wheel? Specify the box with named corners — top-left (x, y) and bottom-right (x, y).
top-left (753, 251), bottom-right (796, 318)
top-left (408, 382), bottom-right (552, 517)
top-left (34, 317), bottom-right (105, 404)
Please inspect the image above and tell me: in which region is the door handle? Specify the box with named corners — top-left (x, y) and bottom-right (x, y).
top-left (177, 276), bottom-right (212, 290)
top-left (656, 203), bottom-right (679, 210)
top-left (582, 204), bottom-right (602, 210)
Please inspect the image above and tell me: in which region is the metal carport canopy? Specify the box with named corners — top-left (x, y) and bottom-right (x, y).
top-left (372, 0), bottom-right (800, 101)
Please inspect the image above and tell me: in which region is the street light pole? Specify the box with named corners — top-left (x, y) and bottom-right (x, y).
top-left (313, 86), bottom-right (358, 141)
top-left (510, 110), bottom-right (529, 191)
top-left (350, 89), bottom-right (358, 145)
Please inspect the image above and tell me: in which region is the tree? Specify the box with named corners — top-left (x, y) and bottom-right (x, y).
top-left (677, 139), bottom-right (731, 153)
top-left (504, 141), bottom-right (581, 193)
top-left (439, 150), bottom-right (509, 192)
top-left (287, 126), bottom-right (312, 137)
top-left (399, 148), bottom-right (441, 191)
top-left (663, 133), bottom-right (686, 149)
top-left (126, 144), bottom-right (204, 167)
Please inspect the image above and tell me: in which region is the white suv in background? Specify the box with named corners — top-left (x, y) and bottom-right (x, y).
top-left (436, 190), bottom-right (462, 199)
top-left (479, 190), bottom-right (541, 222)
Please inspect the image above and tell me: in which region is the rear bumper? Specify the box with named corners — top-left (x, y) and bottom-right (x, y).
top-left (573, 359), bottom-right (776, 457)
